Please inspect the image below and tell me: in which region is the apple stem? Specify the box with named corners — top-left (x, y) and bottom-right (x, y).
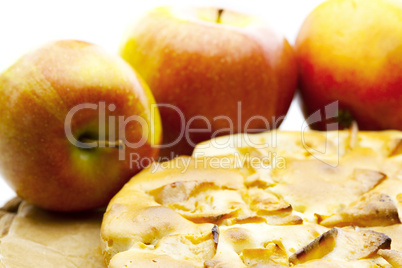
top-left (336, 109), bottom-right (354, 128)
top-left (217, 9), bottom-right (224, 23)
top-left (80, 138), bottom-right (124, 149)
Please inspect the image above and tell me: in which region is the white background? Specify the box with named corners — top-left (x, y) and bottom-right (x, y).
top-left (0, 0), bottom-right (325, 206)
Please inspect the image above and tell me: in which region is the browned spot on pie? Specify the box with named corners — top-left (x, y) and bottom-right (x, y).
top-left (389, 139), bottom-right (402, 157)
top-left (289, 227), bottom-right (337, 265)
top-left (320, 192), bottom-right (401, 227)
top-left (223, 227), bottom-right (254, 253)
top-left (212, 224), bottom-right (219, 245)
top-left (289, 227), bottom-right (391, 265)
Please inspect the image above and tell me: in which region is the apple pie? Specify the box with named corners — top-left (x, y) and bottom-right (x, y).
top-left (101, 130), bottom-right (402, 267)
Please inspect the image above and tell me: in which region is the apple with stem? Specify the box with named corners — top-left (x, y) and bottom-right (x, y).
top-left (120, 6), bottom-right (298, 157)
top-left (0, 40), bottom-right (161, 211)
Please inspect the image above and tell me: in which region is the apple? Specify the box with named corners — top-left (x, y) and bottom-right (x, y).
top-left (0, 40), bottom-right (162, 211)
top-left (296, 0), bottom-right (402, 130)
top-left (120, 6), bottom-right (298, 157)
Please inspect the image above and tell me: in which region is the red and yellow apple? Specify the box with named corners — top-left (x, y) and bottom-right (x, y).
top-left (0, 40), bottom-right (161, 211)
top-left (120, 6), bottom-right (298, 157)
top-left (296, 0), bottom-right (402, 130)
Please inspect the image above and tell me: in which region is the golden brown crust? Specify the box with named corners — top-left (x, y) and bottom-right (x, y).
top-left (101, 130), bottom-right (402, 267)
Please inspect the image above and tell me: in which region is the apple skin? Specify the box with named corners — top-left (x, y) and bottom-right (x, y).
top-left (296, 0), bottom-right (402, 130)
top-left (0, 40), bottom-right (161, 211)
top-left (120, 7), bottom-right (298, 157)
